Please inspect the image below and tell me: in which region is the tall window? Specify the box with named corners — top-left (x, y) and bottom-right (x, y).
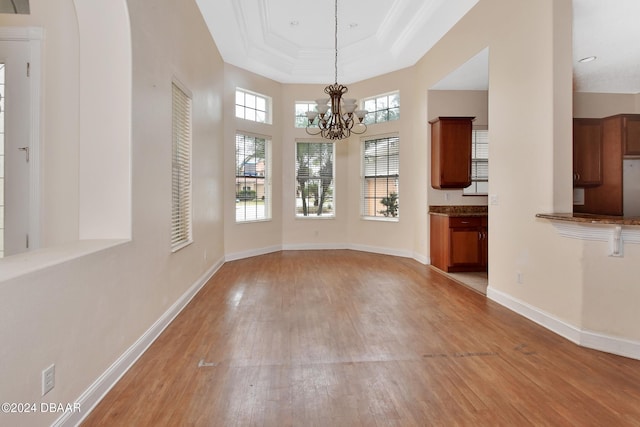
top-left (236, 133), bottom-right (271, 222)
top-left (171, 82), bottom-right (193, 251)
top-left (363, 91), bottom-right (400, 125)
top-left (295, 142), bottom-right (335, 217)
top-left (463, 128), bottom-right (489, 195)
top-left (235, 88), bottom-right (271, 124)
top-left (362, 135), bottom-right (399, 220)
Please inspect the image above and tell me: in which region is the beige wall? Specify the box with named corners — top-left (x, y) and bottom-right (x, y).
top-left (223, 64), bottom-right (283, 258)
top-left (1, 0), bottom-right (640, 425)
top-left (0, 1), bottom-right (226, 425)
top-left (574, 92), bottom-right (640, 118)
top-left (414, 0), bottom-right (585, 329)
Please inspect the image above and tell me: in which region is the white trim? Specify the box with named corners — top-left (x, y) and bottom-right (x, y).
top-left (55, 256), bottom-right (225, 427)
top-left (551, 221), bottom-right (640, 244)
top-left (225, 244), bottom-right (282, 262)
top-left (282, 242), bottom-right (349, 251)
top-left (487, 286), bottom-right (640, 360)
top-left (580, 330), bottom-right (640, 360)
top-left (350, 243), bottom-right (413, 259)
top-left (226, 243), bottom-right (429, 265)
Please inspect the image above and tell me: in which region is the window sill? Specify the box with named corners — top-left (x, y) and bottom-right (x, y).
top-left (0, 239), bottom-right (129, 283)
top-left (361, 216), bottom-right (399, 222)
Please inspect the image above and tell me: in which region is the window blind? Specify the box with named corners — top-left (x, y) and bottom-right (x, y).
top-left (171, 82), bottom-right (192, 251)
top-left (362, 135), bottom-right (399, 219)
top-left (236, 133), bottom-right (270, 222)
top-left (464, 129), bottom-right (489, 195)
top-left (295, 142), bottom-right (334, 217)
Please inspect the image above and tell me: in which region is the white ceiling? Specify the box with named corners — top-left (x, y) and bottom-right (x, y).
top-left (197, 0), bottom-right (640, 94)
top-left (196, 0), bottom-right (479, 85)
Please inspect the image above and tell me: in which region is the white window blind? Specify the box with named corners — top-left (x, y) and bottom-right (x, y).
top-left (295, 142), bottom-right (335, 217)
top-left (464, 129), bottom-right (489, 195)
top-left (236, 133), bottom-right (271, 222)
top-left (171, 82), bottom-right (192, 251)
top-left (362, 135), bottom-right (399, 219)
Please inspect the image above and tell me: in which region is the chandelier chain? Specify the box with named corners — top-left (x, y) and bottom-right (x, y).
top-left (334, 0), bottom-right (338, 84)
top-left (303, 0), bottom-right (368, 140)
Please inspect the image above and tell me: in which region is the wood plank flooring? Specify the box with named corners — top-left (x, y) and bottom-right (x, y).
top-left (82, 250), bottom-right (640, 426)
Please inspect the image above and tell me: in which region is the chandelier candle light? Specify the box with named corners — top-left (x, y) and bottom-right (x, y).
top-left (305, 0), bottom-right (368, 140)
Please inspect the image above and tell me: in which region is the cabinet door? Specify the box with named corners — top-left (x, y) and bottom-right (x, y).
top-left (450, 228), bottom-right (482, 266)
top-left (430, 117), bottom-right (473, 189)
top-left (623, 115), bottom-right (640, 156)
top-left (573, 118), bottom-right (602, 187)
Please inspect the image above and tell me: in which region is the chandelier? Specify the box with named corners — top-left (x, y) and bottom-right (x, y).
top-left (305, 0), bottom-right (368, 140)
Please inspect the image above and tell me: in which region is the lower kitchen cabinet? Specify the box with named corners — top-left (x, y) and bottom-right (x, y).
top-left (430, 214), bottom-right (488, 273)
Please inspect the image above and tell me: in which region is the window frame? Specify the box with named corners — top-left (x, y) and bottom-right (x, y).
top-left (295, 141), bottom-right (336, 219)
top-left (235, 88), bottom-right (271, 124)
top-left (361, 134), bottom-right (400, 221)
top-left (362, 91), bottom-right (400, 125)
top-left (171, 80), bottom-right (193, 252)
top-left (235, 132), bottom-right (272, 223)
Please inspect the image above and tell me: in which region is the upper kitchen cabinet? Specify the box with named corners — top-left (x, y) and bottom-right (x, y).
top-left (618, 114), bottom-right (640, 156)
top-left (573, 118), bottom-right (602, 187)
top-left (430, 116), bottom-right (474, 189)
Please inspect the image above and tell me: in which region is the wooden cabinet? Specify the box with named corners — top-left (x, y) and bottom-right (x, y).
top-left (573, 118), bottom-right (602, 187)
top-left (621, 115), bottom-right (640, 156)
top-left (430, 117), bottom-right (474, 189)
top-left (430, 214), bottom-right (488, 273)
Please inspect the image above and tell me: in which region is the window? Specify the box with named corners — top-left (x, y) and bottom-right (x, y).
top-left (362, 135), bottom-right (399, 220)
top-left (236, 133), bottom-right (271, 222)
top-left (295, 102), bottom-right (315, 128)
top-left (463, 128), bottom-right (489, 195)
top-left (295, 142), bottom-right (335, 217)
top-left (363, 91), bottom-right (400, 125)
top-left (171, 82), bottom-right (193, 251)
top-left (235, 88), bottom-right (270, 124)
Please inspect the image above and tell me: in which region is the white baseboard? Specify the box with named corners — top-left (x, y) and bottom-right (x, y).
top-left (487, 287), bottom-right (640, 360)
top-left (349, 243), bottom-right (413, 259)
top-left (282, 242), bottom-right (349, 251)
top-left (225, 245), bottom-right (282, 262)
top-left (55, 256), bottom-right (225, 427)
top-left (227, 242), bottom-right (429, 267)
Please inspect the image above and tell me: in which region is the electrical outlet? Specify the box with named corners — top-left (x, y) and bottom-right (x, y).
top-left (42, 364), bottom-right (55, 396)
top-left (516, 271), bottom-right (523, 284)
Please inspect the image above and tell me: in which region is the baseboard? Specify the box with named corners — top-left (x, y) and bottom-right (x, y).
top-left (282, 242), bottom-right (350, 251)
top-left (349, 243), bottom-right (413, 259)
top-left (580, 330), bottom-right (640, 360)
top-left (225, 245), bottom-right (282, 262)
top-left (227, 242), bottom-right (429, 266)
top-left (487, 287), bottom-right (640, 360)
top-left (55, 256), bottom-right (225, 427)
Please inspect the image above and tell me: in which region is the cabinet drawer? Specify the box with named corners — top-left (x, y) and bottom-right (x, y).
top-left (449, 217), bottom-right (483, 228)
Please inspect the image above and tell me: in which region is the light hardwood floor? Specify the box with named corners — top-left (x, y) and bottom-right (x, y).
top-left (82, 250), bottom-right (640, 426)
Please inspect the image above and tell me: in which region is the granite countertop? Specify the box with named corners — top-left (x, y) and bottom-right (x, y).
top-left (536, 212), bottom-right (640, 226)
top-left (429, 205), bottom-right (488, 217)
